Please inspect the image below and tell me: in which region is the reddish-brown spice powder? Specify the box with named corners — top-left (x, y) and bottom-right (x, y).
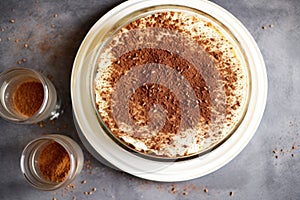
top-left (13, 81), bottom-right (44, 117)
top-left (38, 141), bottom-right (70, 183)
top-left (101, 47), bottom-right (214, 150)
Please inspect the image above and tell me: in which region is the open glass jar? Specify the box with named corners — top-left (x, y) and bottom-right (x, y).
top-left (0, 67), bottom-right (63, 124)
top-left (20, 134), bottom-right (84, 190)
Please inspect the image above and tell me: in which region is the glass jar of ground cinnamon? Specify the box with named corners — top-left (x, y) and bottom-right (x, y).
top-left (0, 67), bottom-right (62, 123)
top-left (20, 134), bottom-right (84, 190)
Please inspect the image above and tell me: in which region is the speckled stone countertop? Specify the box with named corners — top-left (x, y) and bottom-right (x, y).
top-left (0, 0), bottom-right (299, 200)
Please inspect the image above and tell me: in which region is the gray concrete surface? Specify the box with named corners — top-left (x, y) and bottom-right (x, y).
top-left (0, 0), bottom-right (299, 199)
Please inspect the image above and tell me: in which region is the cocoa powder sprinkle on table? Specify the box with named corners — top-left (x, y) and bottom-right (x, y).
top-left (291, 154), bottom-right (295, 157)
top-left (38, 121), bottom-right (45, 128)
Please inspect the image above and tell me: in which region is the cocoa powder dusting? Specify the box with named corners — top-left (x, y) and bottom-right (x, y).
top-left (38, 141), bottom-right (70, 182)
top-left (102, 47), bottom-right (213, 150)
top-left (95, 11), bottom-right (247, 157)
top-left (13, 81), bottom-right (44, 117)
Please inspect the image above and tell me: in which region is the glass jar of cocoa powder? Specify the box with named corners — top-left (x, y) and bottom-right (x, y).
top-left (20, 134), bottom-right (84, 190)
top-left (0, 67), bottom-right (63, 124)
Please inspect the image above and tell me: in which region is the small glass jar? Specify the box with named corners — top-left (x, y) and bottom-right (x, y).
top-left (0, 67), bottom-right (63, 124)
top-left (20, 134), bottom-right (84, 190)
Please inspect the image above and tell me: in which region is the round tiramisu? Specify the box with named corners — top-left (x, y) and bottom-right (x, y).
top-left (94, 11), bottom-right (249, 158)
